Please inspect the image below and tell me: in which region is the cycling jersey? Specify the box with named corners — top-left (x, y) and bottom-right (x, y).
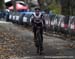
top-left (31, 13), bottom-right (45, 27)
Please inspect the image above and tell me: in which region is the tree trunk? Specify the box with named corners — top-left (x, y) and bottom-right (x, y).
top-left (12, 0), bottom-right (16, 12)
top-left (37, 0), bottom-right (41, 7)
top-left (0, 0), bottom-right (4, 11)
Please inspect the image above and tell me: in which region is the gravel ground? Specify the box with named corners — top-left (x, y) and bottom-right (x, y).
top-left (0, 21), bottom-right (75, 59)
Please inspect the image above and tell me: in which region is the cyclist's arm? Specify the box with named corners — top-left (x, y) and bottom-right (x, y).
top-left (41, 15), bottom-right (46, 27)
top-left (30, 15), bottom-right (34, 26)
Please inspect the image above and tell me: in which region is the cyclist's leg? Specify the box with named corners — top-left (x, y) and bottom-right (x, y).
top-left (40, 28), bottom-right (43, 51)
top-left (33, 27), bottom-right (38, 47)
top-left (34, 27), bottom-right (40, 53)
top-left (33, 28), bottom-right (37, 42)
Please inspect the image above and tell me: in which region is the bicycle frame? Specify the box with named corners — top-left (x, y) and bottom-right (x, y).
top-left (36, 26), bottom-right (42, 55)
top-left (36, 27), bottom-right (41, 47)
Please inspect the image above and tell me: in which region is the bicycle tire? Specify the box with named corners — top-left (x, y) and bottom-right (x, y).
top-left (36, 30), bottom-right (42, 55)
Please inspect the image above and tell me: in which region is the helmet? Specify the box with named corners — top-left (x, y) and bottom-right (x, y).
top-left (35, 7), bottom-right (40, 11)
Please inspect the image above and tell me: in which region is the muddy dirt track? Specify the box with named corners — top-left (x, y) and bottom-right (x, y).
top-left (0, 21), bottom-right (75, 59)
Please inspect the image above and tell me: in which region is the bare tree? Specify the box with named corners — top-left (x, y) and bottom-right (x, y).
top-left (60, 0), bottom-right (75, 15)
top-left (0, 0), bottom-right (4, 11)
top-left (12, 0), bottom-right (16, 12)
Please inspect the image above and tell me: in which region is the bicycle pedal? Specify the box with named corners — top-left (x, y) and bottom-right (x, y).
top-left (39, 52), bottom-right (43, 55)
top-left (36, 48), bottom-right (39, 54)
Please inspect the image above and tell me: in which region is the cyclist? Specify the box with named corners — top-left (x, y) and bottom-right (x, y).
top-left (31, 8), bottom-right (45, 54)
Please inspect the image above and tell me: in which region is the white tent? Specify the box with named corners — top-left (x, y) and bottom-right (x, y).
top-left (4, 0), bottom-right (11, 3)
